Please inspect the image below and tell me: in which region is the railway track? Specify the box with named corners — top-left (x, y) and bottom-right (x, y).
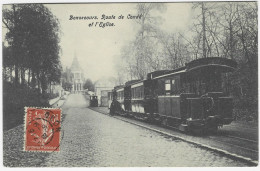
top-left (225, 124), bottom-right (258, 131)
top-left (154, 119), bottom-right (258, 152)
top-left (225, 135), bottom-right (257, 143)
top-left (89, 107), bottom-right (258, 166)
top-left (167, 122), bottom-right (258, 156)
top-left (208, 135), bottom-right (258, 153)
top-left (116, 115), bottom-right (258, 166)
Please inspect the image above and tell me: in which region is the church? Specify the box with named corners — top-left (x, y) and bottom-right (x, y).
top-left (70, 54), bottom-right (85, 93)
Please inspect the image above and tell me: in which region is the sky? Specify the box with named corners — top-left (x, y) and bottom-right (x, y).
top-left (2, 3), bottom-right (192, 82)
top-left (44, 3), bottom-right (192, 82)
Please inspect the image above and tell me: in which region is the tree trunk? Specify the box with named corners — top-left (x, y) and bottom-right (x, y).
top-left (9, 66), bottom-right (13, 82)
top-left (28, 69), bottom-right (31, 86)
top-left (229, 21), bottom-right (234, 59)
top-left (31, 71), bottom-right (36, 88)
top-left (12, 5), bottom-right (19, 87)
top-left (41, 77), bottom-right (47, 95)
top-left (202, 2), bottom-right (207, 58)
top-left (3, 67), bottom-right (7, 81)
top-left (14, 65), bottom-right (19, 86)
top-left (37, 73), bottom-right (41, 92)
top-left (21, 67), bottom-right (25, 85)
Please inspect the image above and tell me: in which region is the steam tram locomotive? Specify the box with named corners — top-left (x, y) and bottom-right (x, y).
top-left (109, 57), bottom-right (237, 133)
top-left (90, 95), bottom-right (98, 107)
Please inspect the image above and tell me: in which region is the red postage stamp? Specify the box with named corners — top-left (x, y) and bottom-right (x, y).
top-left (24, 107), bottom-right (61, 152)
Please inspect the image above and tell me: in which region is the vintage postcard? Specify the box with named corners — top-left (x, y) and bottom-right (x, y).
top-left (2, 0), bottom-right (258, 167)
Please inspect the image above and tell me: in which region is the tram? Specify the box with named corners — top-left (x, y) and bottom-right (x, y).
top-left (109, 57), bottom-right (237, 133)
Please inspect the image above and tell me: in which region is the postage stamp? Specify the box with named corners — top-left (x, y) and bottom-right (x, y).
top-left (24, 107), bottom-right (61, 152)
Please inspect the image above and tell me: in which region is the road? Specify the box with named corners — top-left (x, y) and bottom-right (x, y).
top-left (92, 107), bottom-right (258, 164)
top-left (42, 94), bottom-right (250, 167)
top-left (3, 94), bottom-right (254, 167)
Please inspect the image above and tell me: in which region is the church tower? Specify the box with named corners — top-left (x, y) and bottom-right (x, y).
top-left (70, 52), bottom-right (84, 93)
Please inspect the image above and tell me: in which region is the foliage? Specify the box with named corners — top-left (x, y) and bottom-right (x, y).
top-left (117, 2), bottom-right (258, 121)
top-left (62, 81), bottom-right (73, 91)
top-left (83, 79), bottom-right (95, 91)
top-left (2, 4), bottom-right (62, 129)
top-left (2, 4), bottom-right (62, 93)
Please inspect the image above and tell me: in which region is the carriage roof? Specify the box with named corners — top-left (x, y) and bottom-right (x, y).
top-left (150, 57), bottom-right (237, 80)
top-left (186, 57), bottom-right (237, 73)
top-left (113, 57), bottom-right (237, 89)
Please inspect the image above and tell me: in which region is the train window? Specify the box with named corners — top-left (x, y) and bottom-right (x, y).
top-left (121, 91), bottom-right (124, 99)
top-left (116, 92), bottom-right (119, 100)
top-left (117, 91), bottom-right (123, 100)
top-left (141, 86), bottom-right (144, 98)
top-left (131, 85), bottom-right (144, 99)
top-left (131, 88), bottom-right (134, 99)
top-left (165, 79), bottom-right (171, 91)
top-left (108, 92), bottom-right (110, 100)
top-left (137, 87), bottom-right (140, 98)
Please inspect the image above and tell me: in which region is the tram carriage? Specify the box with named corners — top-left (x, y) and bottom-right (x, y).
top-left (89, 95), bottom-right (98, 107)
top-left (110, 57), bottom-right (237, 133)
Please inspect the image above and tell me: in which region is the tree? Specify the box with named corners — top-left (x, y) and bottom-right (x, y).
top-left (188, 2), bottom-right (258, 120)
top-left (233, 2), bottom-right (258, 119)
top-left (191, 2), bottom-right (223, 58)
top-left (3, 5), bottom-right (21, 86)
top-left (2, 4), bottom-right (62, 94)
top-left (157, 31), bottom-right (192, 70)
top-left (2, 43), bottom-right (14, 82)
top-left (117, 3), bottom-right (166, 81)
top-left (62, 81), bottom-right (72, 91)
top-left (117, 2), bottom-right (258, 121)
top-left (83, 79), bottom-right (95, 92)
